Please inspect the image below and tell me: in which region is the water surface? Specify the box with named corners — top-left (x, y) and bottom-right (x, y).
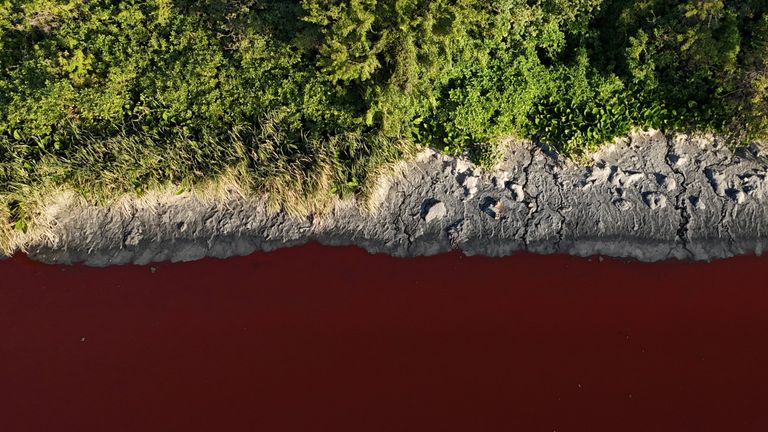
top-left (2, 244), bottom-right (767, 431)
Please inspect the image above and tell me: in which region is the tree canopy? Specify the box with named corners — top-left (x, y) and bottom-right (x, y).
top-left (0, 0), bottom-right (766, 227)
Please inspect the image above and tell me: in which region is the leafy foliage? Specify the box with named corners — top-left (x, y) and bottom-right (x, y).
top-left (0, 0), bottom-right (766, 232)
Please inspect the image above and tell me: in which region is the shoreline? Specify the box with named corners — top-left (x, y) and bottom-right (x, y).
top-left (10, 130), bottom-right (768, 266)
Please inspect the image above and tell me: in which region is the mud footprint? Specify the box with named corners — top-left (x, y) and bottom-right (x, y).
top-left (480, 197), bottom-right (503, 220)
top-left (642, 192), bottom-right (668, 210)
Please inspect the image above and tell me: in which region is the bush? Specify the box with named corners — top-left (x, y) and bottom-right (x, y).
top-left (0, 0), bottom-right (765, 231)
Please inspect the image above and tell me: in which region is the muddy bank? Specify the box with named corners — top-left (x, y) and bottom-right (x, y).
top-left (13, 130), bottom-right (768, 265)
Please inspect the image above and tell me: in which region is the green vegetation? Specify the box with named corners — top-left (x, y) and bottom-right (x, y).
top-left (0, 0), bottom-right (766, 239)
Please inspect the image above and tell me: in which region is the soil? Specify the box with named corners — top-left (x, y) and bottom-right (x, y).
top-left (10, 130), bottom-right (768, 265)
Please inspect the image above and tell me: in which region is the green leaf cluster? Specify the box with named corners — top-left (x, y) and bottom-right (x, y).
top-left (0, 0), bottom-right (765, 231)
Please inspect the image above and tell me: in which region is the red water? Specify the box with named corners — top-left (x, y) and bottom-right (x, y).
top-left (1, 243), bottom-right (767, 431)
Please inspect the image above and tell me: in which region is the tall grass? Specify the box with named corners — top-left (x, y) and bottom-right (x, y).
top-left (0, 113), bottom-right (416, 254)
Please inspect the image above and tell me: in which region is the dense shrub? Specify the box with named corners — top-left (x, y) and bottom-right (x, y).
top-left (0, 0), bottom-right (766, 227)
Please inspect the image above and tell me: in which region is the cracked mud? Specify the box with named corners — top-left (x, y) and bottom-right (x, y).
top-left (14, 130), bottom-right (768, 265)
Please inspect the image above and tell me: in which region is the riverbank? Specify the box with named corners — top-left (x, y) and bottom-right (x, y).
top-left (4, 130), bottom-right (767, 265)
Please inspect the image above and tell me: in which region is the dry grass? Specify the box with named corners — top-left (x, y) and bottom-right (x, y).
top-left (0, 116), bottom-right (418, 255)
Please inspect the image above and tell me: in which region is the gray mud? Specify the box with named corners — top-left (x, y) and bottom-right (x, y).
top-left (18, 131), bottom-right (768, 265)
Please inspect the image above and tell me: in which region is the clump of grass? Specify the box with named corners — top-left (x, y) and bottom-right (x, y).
top-left (468, 140), bottom-right (506, 170)
top-left (0, 112), bottom-right (415, 253)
